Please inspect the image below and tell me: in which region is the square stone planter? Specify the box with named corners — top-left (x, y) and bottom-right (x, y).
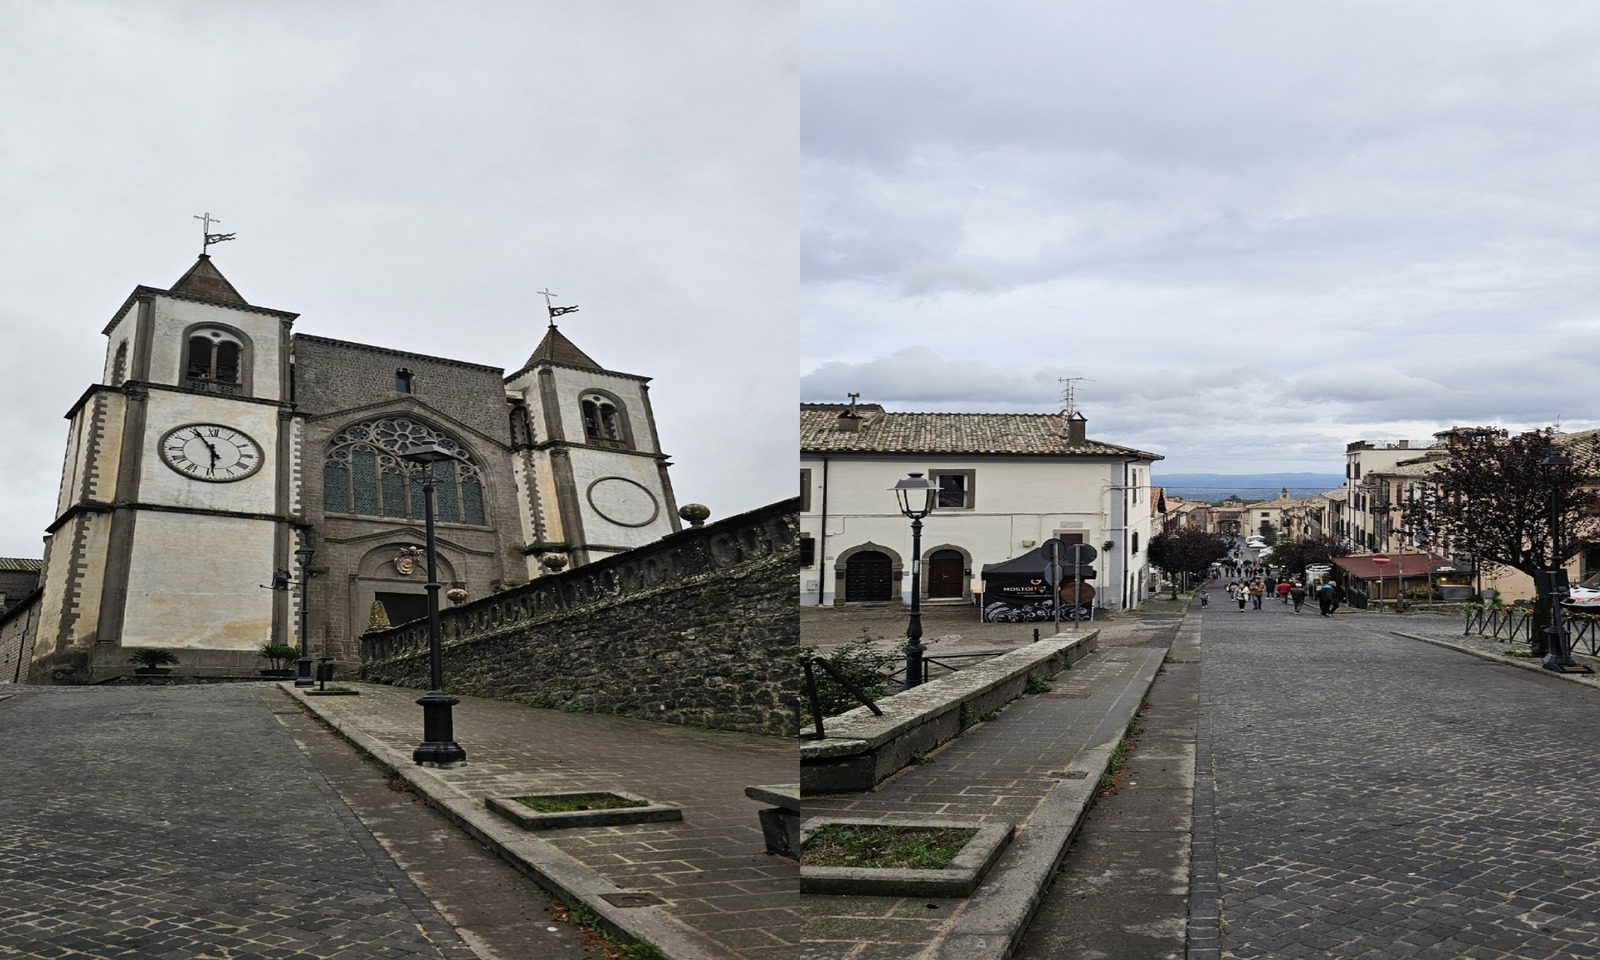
top-left (486, 791), bottom-right (682, 830)
top-left (800, 817), bottom-right (1014, 898)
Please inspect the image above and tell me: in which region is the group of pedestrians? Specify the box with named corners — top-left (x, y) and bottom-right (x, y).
top-left (1214, 576), bottom-right (1340, 615)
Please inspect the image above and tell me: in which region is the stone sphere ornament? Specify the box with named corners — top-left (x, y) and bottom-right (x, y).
top-left (541, 554), bottom-right (569, 572)
top-left (446, 588), bottom-right (469, 606)
top-left (679, 503), bottom-right (711, 527)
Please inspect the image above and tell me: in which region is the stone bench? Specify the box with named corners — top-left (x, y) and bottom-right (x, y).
top-left (745, 783), bottom-right (800, 859)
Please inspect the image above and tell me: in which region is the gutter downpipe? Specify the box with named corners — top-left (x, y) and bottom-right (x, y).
top-left (817, 456), bottom-right (830, 606)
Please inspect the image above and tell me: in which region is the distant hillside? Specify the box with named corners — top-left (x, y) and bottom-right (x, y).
top-left (1154, 473), bottom-right (1344, 501)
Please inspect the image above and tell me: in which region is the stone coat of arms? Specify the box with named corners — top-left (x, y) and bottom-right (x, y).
top-left (393, 546), bottom-right (427, 576)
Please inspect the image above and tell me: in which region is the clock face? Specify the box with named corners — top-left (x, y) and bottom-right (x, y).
top-left (158, 423), bottom-right (265, 483)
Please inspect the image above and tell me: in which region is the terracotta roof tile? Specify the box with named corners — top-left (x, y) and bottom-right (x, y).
top-left (800, 405), bottom-right (1162, 459)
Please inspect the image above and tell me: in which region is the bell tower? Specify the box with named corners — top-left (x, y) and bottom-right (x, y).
top-left (503, 294), bottom-right (681, 577)
top-left (29, 252), bottom-right (300, 682)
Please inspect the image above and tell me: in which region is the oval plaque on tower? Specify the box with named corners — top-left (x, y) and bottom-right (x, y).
top-left (586, 476), bottom-right (661, 527)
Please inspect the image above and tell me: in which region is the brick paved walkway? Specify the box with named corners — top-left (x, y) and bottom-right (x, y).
top-left (289, 682), bottom-right (797, 960)
top-left (1195, 602), bottom-right (1600, 959)
top-left (0, 684), bottom-right (475, 960)
top-left (801, 620), bottom-right (1179, 959)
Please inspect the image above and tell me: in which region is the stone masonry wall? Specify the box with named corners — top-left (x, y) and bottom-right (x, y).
top-left (360, 499), bottom-right (799, 737)
top-left (0, 591), bottom-right (42, 684)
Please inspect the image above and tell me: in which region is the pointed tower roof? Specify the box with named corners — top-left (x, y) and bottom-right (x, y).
top-left (169, 254), bottom-right (247, 305)
top-left (524, 325), bottom-right (601, 370)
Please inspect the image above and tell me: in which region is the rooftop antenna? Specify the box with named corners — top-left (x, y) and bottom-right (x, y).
top-left (536, 288), bottom-right (580, 328)
top-left (847, 392), bottom-right (860, 415)
top-left (193, 212), bottom-right (235, 255)
top-left (1058, 377), bottom-right (1094, 417)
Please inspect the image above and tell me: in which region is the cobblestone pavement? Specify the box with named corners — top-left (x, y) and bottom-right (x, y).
top-left (290, 681), bottom-right (797, 960)
top-left (1196, 602), bottom-right (1600, 959)
top-left (0, 684), bottom-right (476, 960)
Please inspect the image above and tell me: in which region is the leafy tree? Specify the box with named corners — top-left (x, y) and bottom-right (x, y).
top-left (1402, 428), bottom-right (1599, 653)
top-left (1147, 527), bottom-right (1231, 597)
top-left (1266, 532), bottom-right (1347, 584)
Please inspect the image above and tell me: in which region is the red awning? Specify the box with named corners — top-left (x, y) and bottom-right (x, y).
top-left (1332, 552), bottom-right (1451, 580)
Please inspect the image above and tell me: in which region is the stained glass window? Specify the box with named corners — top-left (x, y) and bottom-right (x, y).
top-left (323, 418), bottom-right (488, 526)
top-left (350, 447), bottom-right (379, 515)
top-left (324, 464), bottom-right (349, 513)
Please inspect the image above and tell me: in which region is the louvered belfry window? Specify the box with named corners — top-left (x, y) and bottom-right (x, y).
top-left (322, 417), bottom-right (487, 524)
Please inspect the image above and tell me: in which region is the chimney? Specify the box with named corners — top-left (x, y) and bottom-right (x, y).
top-left (1063, 412), bottom-right (1087, 445)
top-left (835, 393), bottom-right (863, 432)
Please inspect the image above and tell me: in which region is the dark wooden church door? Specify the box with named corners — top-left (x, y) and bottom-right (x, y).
top-left (844, 551), bottom-right (893, 601)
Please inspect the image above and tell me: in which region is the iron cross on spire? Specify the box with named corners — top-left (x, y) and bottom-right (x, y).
top-left (193, 212), bottom-right (236, 255)
top-left (537, 288), bottom-right (579, 328)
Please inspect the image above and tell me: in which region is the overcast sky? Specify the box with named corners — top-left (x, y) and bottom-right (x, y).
top-left (0, 2), bottom-right (794, 559)
top-left (800, 2), bottom-right (1600, 481)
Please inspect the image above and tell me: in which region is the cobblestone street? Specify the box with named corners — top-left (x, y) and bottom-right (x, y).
top-left (1197, 604), bottom-right (1600, 959)
top-left (0, 684), bottom-right (475, 960)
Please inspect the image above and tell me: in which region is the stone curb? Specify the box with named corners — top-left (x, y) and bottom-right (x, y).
top-left (799, 819), bottom-right (1015, 897)
top-left (280, 684), bottom-right (740, 960)
top-left (926, 626), bottom-right (1177, 960)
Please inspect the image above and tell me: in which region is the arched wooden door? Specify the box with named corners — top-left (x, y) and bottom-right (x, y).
top-left (844, 550), bottom-right (893, 601)
top-left (927, 549), bottom-right (965, 598)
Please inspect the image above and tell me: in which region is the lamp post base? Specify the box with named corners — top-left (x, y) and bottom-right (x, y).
top-left (1543, 657), bottom-right (1594, 674)
top-left (413, 689), bottom-right (467, 766)
top-left (294, 656), bottom-right (315, 688)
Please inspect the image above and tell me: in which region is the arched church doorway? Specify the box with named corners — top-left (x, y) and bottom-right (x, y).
top-left (844, 551), bottom-right (893, 601)
top-left (927, 549), bottom-right (965, 599)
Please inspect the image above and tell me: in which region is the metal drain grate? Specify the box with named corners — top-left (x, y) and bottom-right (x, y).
top-left (601, 892), bottom-right (666, 907)
top-left (1046, 771), bottom-right (1089, 780)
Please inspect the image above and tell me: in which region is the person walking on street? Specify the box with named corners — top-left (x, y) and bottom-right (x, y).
top-left (1276, 579), bottom-right (1291, 604)
top-left (1249, 578), bottom-right (1266, 610)
top-left (1235, 582), bottom-right (1248, 610)
top-left (1317, 581), bottom-right (1338, 616)
top-left (1289, 581), bottom-right (1308, 613)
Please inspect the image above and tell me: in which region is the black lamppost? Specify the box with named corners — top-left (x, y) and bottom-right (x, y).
top-left (1539, 452), bottom-right (1590, 674)
top-left (400, 443), bottom-right (468, 765)
top-left (893, 473), bottom-right (938, 689)
top-left (294, 532), bottom-right (316, 687)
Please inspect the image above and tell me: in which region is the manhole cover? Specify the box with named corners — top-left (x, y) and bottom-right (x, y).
top-left (600, 892), bottom-right (666, 907)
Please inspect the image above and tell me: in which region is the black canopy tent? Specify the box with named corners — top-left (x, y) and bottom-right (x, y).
top-left (979, 547), bottom-right (1097, 623)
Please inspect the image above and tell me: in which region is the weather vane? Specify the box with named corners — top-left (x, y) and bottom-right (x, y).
top-left (536, 288), bottom-right (579, 328)
top-left (193, 212), bottom-right (235, 255)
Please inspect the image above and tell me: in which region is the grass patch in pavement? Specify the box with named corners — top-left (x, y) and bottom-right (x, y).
top-left (801, 824), bottom-right (977, 869)
top-left (514, 792), bottom-right (648, 813)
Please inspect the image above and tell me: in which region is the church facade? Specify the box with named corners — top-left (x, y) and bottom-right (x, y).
top-left (25, 256), bottom-right (681, 683)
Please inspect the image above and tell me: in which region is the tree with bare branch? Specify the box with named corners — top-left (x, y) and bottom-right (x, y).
top-left (1402, 427), bottom-right (1600, 653)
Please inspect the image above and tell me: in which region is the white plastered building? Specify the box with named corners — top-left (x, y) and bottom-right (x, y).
top-left (800, 403), bottom-right (1163, 611)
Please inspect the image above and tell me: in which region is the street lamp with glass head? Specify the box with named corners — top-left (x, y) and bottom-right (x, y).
top-left (293, 532), bottom-right (316, 687)
top-left (892, 472), bottom-right (938, 689)
top-left (1538, 451), bottom-right (1590, 673)
top-left (400, 442), bottom-right (468, 765)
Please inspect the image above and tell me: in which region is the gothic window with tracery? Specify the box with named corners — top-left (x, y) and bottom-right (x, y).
top-left (322, 417), bottom-right (488, 525)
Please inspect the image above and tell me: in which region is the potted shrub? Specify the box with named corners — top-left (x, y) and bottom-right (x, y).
top-left (128, 648), bottom-right (179, 675)
top-left (257, 642), bottom-right (301, 678)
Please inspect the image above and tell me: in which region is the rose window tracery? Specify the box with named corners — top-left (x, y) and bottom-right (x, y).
top-left (322, 417), bottom-right (487, 525)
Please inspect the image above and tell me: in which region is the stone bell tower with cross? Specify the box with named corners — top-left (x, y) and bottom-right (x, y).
top-left (503, 290), bottom-right (681, 578)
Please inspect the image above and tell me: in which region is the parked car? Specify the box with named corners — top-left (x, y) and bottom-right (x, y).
top-left (1565, 572), bottom-right (1600, 610)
